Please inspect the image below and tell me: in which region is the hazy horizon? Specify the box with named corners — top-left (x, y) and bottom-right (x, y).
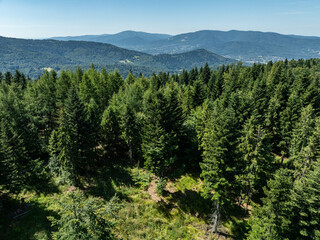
top-left (1, 29), bottom-right (320, 40)
top-left (0, 0), bottom-right (320, 39)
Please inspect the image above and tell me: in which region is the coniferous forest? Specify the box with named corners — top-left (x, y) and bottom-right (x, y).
top-left (1, 59), bottom-right (320, 239)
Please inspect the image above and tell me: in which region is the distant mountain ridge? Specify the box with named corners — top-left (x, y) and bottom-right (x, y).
top-left (0, 36), bottom-right (235, 77)
top-left (51, 30), bottom-right (172, 49)
top-left (51, 30), bottom-right (320, 63)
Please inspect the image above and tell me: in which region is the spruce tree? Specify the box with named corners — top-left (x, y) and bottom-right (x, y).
top-left (142, 89), bottom-right (179, 177)
top-left (0, 84), bottom-right (44, 192)
top-left (289, 162), bottom-right (320, 240)
top-left (100, 105), bottom-right (125, 163)
top-left (50, 87), bottom-right (94, 185)
top-left (289, 104), bottom-right (317, 174)
top-left (238, 115), bottom-right (274, 207)
top-left (200, 102), bottom-right (240, 233)
top-left (122, 104), bottom-right (142, 165)
top-left (248, 168), bottom-right (294, 240)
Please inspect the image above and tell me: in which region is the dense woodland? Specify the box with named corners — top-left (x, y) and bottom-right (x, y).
top-left (0, 36), bottom-right (235, 78)
top-left (1, 59), bottom-right (320, 239)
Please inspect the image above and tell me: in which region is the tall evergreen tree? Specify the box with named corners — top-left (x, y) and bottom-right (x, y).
top-left (50, 87), bottom-right (95, 185)
top-left (192, 79), bottom-right (206, 107)
top-left (200, 102), bottom-right (240, 233)
top-left (142, 89), bottom-right (179, 177)
top-left (100, 105), bottom-right (125, 163)
top-left (248, 168), bottom-right (294, 240)
top-left (289, 162), bottom-right (320, 240)
top-left (0, 84), bottom-right (44, 192)
top-left (122, 104), bottom-right (142, 165)
top-left (238, 115), bottom-right (274, 208)
top-left (289, 105), bottom-right (317, 173)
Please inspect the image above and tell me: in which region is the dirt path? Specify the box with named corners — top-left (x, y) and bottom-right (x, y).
top-left (147, 180), bottom-right (161, 202)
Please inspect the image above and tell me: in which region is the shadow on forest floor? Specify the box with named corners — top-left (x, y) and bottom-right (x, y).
top-left (0, 196), bottom-right (58, 240)
top-left (87, 165), bottom-right (134, 202)
top-left (166, 189), bottom-right (211, 217)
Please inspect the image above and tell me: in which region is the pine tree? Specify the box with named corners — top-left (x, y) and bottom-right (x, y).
top-left (289, 105), bottom-right (317, 173)
top-left (50, 190), bottom-right (118, 240)
top-left (238, 115), bottom-right (274, 208)
top-left (100, 105), bottom-right (125, 163)
top-left (108, 69), bottom-right (123, 95)
top-left (210, 65), bottom-right (225, 100)
top-left (25, 70), bottom-right (57, 143)
top-left (142, 89), bottom-right (179, 177)
top-left (0, 119), bottom-right (28, 192)
top-left (279, 89), bottom-right (302, 158)
top-left (4, 71), bottom-right (12, 85)
top-left (200, 102), bottom-right (240, 233)
top-left (200, 62), bottom-right (211, 85)
top-left (50, 87), bottom-right (95, 185)
top-left (12, 70), bottom-right (27, 89)
top-left (265, 82), bottom-right (288, 155)
top-left (179, 69), bottom-right (189, 85)
top-left (56, 70), bottom-right (72, 107)
top-left (192, 79), bottom-right (206, 107)
top-left (0, 84), bottom-right (44, 192)
top-left (289, 162), bottom-right (320, 240)
top-left (122, 104), bottom-right (142, 165)
top-left (247, 168), bottom-right (294, 240)
top-left (189, 67), bottom-right (199, 85)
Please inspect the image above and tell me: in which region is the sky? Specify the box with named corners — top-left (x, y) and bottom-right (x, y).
top-left (0, 0), bottom-right (319, 38)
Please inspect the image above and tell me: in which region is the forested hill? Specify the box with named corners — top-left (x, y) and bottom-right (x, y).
top-left (1, 59), bottom-right (320, 239)
top-left (0, 36), bottom-right (235, 77)
top-left (52, 30), bottom-right (320, 63)
top-left (51, 30), bottom-right (172, 48)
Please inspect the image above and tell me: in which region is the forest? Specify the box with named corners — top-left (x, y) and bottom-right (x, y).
top-left (0, 59), bottom-right (320, 239)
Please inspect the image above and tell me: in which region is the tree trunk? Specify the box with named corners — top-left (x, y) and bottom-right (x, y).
top-left (211, 199), bottom-right (220, 234)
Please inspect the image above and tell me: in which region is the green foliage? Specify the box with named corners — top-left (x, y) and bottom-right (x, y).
top-left (49, 87), bottom-right (95, 186)
top-left (49, 190), bottom-right (118, 240)
top-left (0, 83), bottom-right (45, 192)
top-left (1, 59), bottom-right (320, 239)
top-left (131, 168), bottom-right (152, 190)
top-left (0, 37), bottom-right (235, 78)
top-left (100, 105), bottom-right (126, 163)
top-left (247, 168), bottom-right (294, 240)
top-left (200, 102), bottom-right (240, 203)
top-left (238, 115), bottom-right (274, 201)
top-left (289, 162), bottom-right (320, 239)
top-left (156, 178), bottom-right (168, 196)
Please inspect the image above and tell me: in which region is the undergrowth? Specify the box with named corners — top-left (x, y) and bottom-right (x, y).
top-left (0, 167), bottom-right (213, 240)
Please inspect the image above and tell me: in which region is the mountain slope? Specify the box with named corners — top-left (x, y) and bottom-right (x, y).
top-left (143, 30), bottom-right (320, 62)
top-left (51, 30), bottom-right (172, 49)
top-left (0, 36), bottom-right (235, 77)
top-left (53, 30), bottom-right (320, 63)
top-left (152, 49), bottom-right (235, 70)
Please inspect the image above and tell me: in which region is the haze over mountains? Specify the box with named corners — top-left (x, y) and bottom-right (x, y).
top-left (52, 30), bottom-right (320, 63)
top-left (1, 29), bottom-right (320, 78)
top-left (0, 36), bottom-right (235, 77)
top-left (52, 31), bottom-right (172, 50)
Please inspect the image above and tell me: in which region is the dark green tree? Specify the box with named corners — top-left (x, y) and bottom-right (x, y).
top-left (248, 168), bottom-right (294, 240)
top-left (289, 162), bottom-right (320, 240)
top-left (100, 105), bottom-right (125, 163)
top-left (50, 190), bottom-right (118, 240)
top-left (0, 84), bottom-right (44, 192)
top-left (50, 87), bottom-right (95, 185)
top-left (238, 115), bottom-right (274, 208)
top-left (200, 102), bottom-right (240, 233)
top-left (122, 104), bottom-right (142, 165)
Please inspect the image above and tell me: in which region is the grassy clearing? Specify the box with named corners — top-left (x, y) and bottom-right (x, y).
top-left (0, 167), bottom-right (211, 240)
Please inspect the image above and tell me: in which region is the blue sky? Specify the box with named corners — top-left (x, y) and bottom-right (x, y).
top-left (0, 0), bottom-right (319, 38)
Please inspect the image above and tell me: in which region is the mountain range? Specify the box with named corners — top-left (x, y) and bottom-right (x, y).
top-left (51, 30), bottom-right (320, 63)
top-left (0, 36), bottom-right (235, 77)
top-left (1, 29), bottom-right (320, 78)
